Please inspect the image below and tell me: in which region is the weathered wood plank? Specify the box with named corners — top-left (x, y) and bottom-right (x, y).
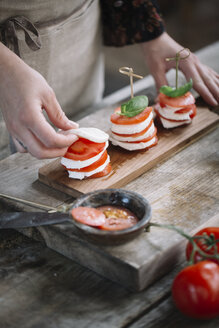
top-left (1, 129), bottom-right (218, 291)
top-left (1, 220), bottom-right (218, 328)
top-left (129, 297), bottom-right (219, 328)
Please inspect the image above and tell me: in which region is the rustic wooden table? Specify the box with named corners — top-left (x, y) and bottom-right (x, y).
top-left (0, 42), bottom-right (219, 327)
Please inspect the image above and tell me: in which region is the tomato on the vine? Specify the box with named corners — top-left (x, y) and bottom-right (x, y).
top-left (186, 227), bottom-right (219, 264)
top-left (172, 261), bottom-right (219, 319)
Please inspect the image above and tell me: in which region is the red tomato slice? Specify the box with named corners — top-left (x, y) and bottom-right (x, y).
top-left (68, 151), bottom-right (107, 173)
top-left (189, 104), bottom-right (197, 119)
top-left (159, 92), bottom-right (195, 108)
top-left (128, 127), bottom-right (157, 143)
top-left (155, 109), bottom-right (189, 123)
top-left (111, 107), bottom-right (152, 125)
top-left (71, 207), bottom-right (106, 226)
top-left (100, 216), bottom-right (137, 231)
top-left (112, 119), bottom-right (153, 137)
top-left (64, 138), bottom-right (106, 161)
top-left (88, 163), bottom-right (112, 178)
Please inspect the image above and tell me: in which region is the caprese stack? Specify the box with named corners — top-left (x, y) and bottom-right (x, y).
top-left (61, 128), bottom-right (111, 180)
top-left (110, 95), bottom-right (158, 151)
top-left (155, 91), bottom-right (196, 129)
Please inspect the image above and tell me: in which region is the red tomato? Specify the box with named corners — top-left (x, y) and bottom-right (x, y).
top-left (71, 207), bottom-right (106, 226)
top-left (110, 107), bottom-right (152, 125)
top-left (159, 91), bottom-right (195, 108)
top-left (186, 227), bottom-right (219, 265)
top-left (172, 261), bottom-right (219, 319)
top-left (64, 138), bottom-right (105, 161)
top-left (89, 163), bottom-right (112, 178)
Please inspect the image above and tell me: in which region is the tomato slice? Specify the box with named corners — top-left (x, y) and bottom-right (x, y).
top-left (68, 151), bottom-right (107, 172)
top-left (64, 138), bottom-right (106, 161)
top-left (100, 217), bottom-right (135, 231)
top-left (71, 207), bottom-right (106, 226)
top-left (88, 163), bottom-right (112, 178)
top-left (155, 109), bottom-right (189, 123)
top-left (189, 104), bottom-right (197, 119)
top-left (159, 92), bottom-right (195, 108)
top-left (111, 106), bottom-right (152, 125)
top-left (112, 119), bottom-right (153, 137)
top-left (175, 104), bottom-right (197, 119)
top-left (127, 127), bottom-right (157, 143)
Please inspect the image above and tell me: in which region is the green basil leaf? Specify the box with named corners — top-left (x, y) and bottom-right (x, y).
top-left (119, 95), bottom-right (148, 117)
top-left (160, 79), bottom-right (193, 98)
top-left (118, 108), bottom-right (145, 117)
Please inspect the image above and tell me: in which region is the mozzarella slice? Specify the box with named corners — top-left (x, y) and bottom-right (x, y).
top-left (111, 112), bottom-right (153, 135)
top-left (110, 136), bottom-right (157, 151)
top-left (61, 141), bottom-right (108, 169)
top-left (69, 127), bottom-right (109, 143)
top-left (111, 123), bottom-right (155, 142)
top-left (159, 116), bottom-right (191, 129)
top-left (155, 104), bottom-right (193, 121)
top-left (67, 155), bottom-right (110, 180)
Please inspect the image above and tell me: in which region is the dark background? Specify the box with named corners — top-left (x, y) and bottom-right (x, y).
top-left (104, 0), bottom-right (219, 95)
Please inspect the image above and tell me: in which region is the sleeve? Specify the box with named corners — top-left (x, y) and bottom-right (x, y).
top-left (100, 0), bottom-right (165, 47)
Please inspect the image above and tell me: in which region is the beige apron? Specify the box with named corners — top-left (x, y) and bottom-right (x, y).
top-left (0, 0), bottom-right (104, 153)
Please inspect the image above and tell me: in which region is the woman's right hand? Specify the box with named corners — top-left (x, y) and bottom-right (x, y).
top-left (0, 42), bottom-right (79, 159)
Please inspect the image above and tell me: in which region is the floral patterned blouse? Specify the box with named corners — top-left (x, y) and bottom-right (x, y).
top-left (100, 0), bottom-right (165, 47)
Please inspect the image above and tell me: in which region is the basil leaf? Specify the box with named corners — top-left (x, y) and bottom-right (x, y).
top-left (119, 95), bottom-right (148, 117)
top-left (118, 108), bottom-right (145, 117)
top-left (160, 79), bottom-right (193, 98)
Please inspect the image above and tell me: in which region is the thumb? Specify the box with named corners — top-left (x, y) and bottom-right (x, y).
top-left (43, 89), bottom-right (79, 130)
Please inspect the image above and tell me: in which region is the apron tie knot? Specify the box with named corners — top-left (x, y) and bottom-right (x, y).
top-left (0, 16), bottom-right (41, 57)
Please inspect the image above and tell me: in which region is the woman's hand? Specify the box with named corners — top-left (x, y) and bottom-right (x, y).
top-left (0, 42), bottom-right (78, 159)
top-left (141, 32), bottom-right (219, 106)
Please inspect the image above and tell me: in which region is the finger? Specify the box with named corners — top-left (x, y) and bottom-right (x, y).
top-left (30, 110), bottom-right (79, 149)
top-left (196, 64), bottom-right (219, 103)
top-left (152, 68), bottom-right (168, 91)
top-left (183, 65), bottom-right (218, 106)
top-left (15, 128), bottom-right (72, 159)
top-left (207, 68), bottom-right (219, 87)
top-left (43, 88), bottom-right (79, 130)
top-left (12, 137), bottom-right (28, 153)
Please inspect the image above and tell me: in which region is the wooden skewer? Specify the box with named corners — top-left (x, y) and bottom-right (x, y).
top-left (165, 48), bottom-right (190, 89)
top-left (119, 67), bottom-right (143, 98)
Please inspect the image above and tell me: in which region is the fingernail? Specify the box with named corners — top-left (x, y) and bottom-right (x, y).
top-left (68, 120), bottom-right (79, 128)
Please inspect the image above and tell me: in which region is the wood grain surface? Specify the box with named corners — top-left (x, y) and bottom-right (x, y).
top-left (1, 126), bottom-right (218, 291)
top-left (38, 106), bottom-right (219, 197)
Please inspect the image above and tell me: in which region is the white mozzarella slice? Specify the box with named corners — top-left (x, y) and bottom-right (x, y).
top-left (160, 116), bottom-right (191, 129)
top-left (110, 136), bottom-right (157, 151)
top-left (111, 123), bottom-right (155, 142)
top-left (156, 104), bottom-right (192, 121)
top-left (61, 141), bottom-right (108, 169)
top-left (71, 127), bottom-right (109, 143)
top-left (67, 155), bottom-right (110, 180)
top-left (111, 112), bottom-right (153, 134)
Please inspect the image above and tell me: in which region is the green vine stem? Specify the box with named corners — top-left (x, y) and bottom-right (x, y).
top-left (149, 222), bottom-right (219, 265)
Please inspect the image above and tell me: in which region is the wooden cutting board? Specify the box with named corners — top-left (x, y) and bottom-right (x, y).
top-left (38, 106), bottom-right (219, 196)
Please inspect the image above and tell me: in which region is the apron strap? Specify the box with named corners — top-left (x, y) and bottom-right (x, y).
top-left (0, 16), bottom-right (41, 57)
